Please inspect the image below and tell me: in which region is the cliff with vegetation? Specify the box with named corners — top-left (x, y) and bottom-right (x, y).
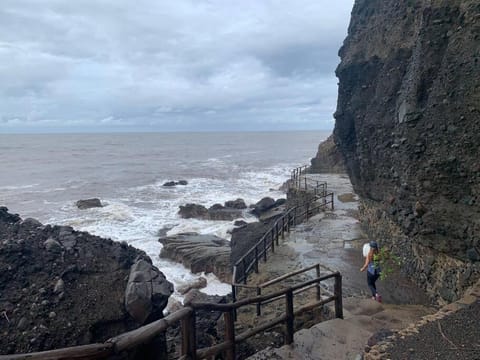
top-left (333, 0), bottom-right (480, 302)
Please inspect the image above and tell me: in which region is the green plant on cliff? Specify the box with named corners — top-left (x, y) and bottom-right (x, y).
top-left (374, 248), bottom-right (402, 281)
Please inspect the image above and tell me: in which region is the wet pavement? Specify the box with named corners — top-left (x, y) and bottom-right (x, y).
top-left (267, 173), bottom-right (431, 306)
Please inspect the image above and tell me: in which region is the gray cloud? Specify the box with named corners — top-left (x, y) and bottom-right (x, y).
top-left (0, 1), bottom-right (353, 133)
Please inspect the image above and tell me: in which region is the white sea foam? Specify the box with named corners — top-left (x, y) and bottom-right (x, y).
top-left (0, 183), bottom-right (39, 190)
top-left (4, 131), bottom-right (329, 301)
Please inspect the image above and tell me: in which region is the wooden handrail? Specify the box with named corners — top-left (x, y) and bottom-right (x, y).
top-left (0, 343), bottom-right (114, 360)
top-left (3, 273), bottom-right (343, 360)
top-left (259, 263), bottom-right (320, 288)
top-left (5, 166), bottom-right (338, 360)
top-left (109, 307), bottom-right (192, 352)
top-left (198, 273), bottom-right (339, 312)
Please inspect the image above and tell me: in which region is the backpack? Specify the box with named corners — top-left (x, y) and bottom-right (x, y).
top-left (362, 243), bottom-right (370, 257)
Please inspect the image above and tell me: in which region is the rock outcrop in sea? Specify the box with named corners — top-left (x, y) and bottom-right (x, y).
top-left (0, 207), bottom-right (173, 355)
top-left (333, 0), bottom-right (480, 302)
top-left (159, 233), bottom-right (231, 282)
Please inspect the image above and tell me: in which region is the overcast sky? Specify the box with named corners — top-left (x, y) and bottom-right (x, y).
top-left (0, 1), bottom-right (353, 133)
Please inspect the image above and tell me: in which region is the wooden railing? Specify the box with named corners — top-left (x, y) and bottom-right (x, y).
top-left (1, 166), bottom-right (340, 360)
top-left (235, 263), bottom-right (323, 316)
top-left (1, 273), bottom-right (343, 360)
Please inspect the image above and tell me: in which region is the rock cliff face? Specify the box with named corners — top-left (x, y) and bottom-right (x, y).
top-left (310, 134), bottom-right (346, 173)
top-left (333, 0), bottom-right (480, 302)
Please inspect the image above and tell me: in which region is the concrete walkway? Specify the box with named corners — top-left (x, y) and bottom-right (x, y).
top-left (237, 174), bottom-right (435, 359)
top-left (248, 298), bottom-right (434, 360)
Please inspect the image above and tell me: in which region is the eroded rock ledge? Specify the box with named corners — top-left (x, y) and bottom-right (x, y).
top-left (159, 233), bottom-right (231, 282)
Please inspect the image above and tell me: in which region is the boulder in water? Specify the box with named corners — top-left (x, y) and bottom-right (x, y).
top-left (178, 202), bottom-right (243, 221)
top-left (163, 180), bottom-right (188, 187)
top-left (225, 198), bottom-right (247, 209)
top-left (75, 198), bottom-right (103, 209)
top-left (178, 203), bottom-right (209, 219)
top-left (250, 197), bottom-right (276, 217)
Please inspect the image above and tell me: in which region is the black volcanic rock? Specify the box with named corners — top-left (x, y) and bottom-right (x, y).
top-left (230, 219), bottom-right (278, 279)
top-left (310, 134), bottom-right (346, 173)
top-left (159, 233), bottom-right (231, 282)
top-left (178, 200), bottom-right (245, 221)
top-left (225, 198), bottom-right (247, 209)
top-left (75, 198), bottom-right (102, 209)
top-left (163, 180), bottom-right (188, 187)
top-left (0, 207), bottom-right (172, 355)
top-left (250, 197), bottom-right (276, 217)
top-left (333, 0), bottom-right (480, 301)
top-left (178, 203), bottom-right (209, 219)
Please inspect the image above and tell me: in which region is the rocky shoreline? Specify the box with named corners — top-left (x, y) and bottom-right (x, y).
top-left (0, 207), bottom-right (173, 356)
top-left (0, 191), bottom-right (289, 357)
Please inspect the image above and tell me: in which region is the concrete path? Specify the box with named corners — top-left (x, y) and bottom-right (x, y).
top-left (247, 299), bottom-right (434, 360)
top-left (237, 174), bottom-right (435, 359)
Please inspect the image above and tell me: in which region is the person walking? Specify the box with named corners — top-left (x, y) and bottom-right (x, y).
top-left (360, 241), bottom-right (382, 302)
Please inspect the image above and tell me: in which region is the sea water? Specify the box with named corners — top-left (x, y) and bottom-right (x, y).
top-left (0, 131), bottom-right (328, 300)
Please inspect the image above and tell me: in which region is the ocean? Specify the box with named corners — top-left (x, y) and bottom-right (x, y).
top-left (0, 131), bottom-right (329, 300)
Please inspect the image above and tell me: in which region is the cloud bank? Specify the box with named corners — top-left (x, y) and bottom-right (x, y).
top-left (0, 1), bottom-right (353, 133)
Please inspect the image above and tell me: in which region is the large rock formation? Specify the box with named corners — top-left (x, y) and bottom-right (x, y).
top-left (310, 134), bottom-right (346, 173)
top-left (159, 233), bottom-right (231, 282)
top-left (0, 207), bottom-right (172, 355)
top-left (333, 0), bottom-right (480, 302)
top-left (178, 199), bottom-right (247, 221)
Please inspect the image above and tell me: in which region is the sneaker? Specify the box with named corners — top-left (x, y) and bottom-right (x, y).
top-left (375, 294), bottom-right (382, 303)
top-left (371, 296), bottom-right (376, 300)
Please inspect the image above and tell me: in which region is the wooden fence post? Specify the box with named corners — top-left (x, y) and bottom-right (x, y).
top-left (281, 217), bottom-right (285, 239)
top-left (181, 309), bottom-right (197, 360)
top-left (285, 289), bottom-right (294, 345)
top-left (275, 222), bottom-right (279, 245)
top-left (334, 273), bottom-right (343, 319)
top-left (224, 310), bottom-right (236, 360)
top-left (242, 258), bottom-right (247, 285)
top-left (271, 230), bottom-right (275, 253)
top-left (331, 193), bottom-right (334, 211)
top-left (254, 247), bottom-right (259, 273)
top-left (315, 265), bottom-right (321, 301)
top-left (231, 284), bottom-right (237, 321)
top-left (263, 237), bottom-right (267, 262)
top-left (256, 287), bottom-right (262, 316)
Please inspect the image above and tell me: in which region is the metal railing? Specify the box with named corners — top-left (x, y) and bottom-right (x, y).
top-left (231, 192), bottom-right (334, 287)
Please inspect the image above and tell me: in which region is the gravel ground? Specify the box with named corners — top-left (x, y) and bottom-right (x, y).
top-left (385, 300), bottom-right (480, 360)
